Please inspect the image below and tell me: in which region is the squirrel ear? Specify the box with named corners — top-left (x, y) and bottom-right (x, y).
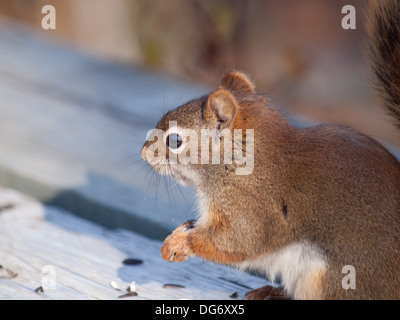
top-left (204, 89), bottom-right (238, 129)
top-left (220, 71), bottom-right (255, 94)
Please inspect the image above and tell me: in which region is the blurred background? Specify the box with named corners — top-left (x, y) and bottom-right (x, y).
top-left (1, 0), bottom-right (398, 145)
top-left (0, 0), bottom-right (399, 239)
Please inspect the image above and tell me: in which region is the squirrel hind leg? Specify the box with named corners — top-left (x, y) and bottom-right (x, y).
top-left (245, 285), bottom-right (291, 300)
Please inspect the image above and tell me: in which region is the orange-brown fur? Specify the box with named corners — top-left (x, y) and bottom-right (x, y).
top-left (143, 0), bottom-right (400, 300)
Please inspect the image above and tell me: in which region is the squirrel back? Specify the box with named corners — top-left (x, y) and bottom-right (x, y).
top-left (142, 0), bottom-right (400, 300)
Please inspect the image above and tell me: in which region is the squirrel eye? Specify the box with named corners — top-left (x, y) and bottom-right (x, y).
top-left (166, 133), bottom-right (183, 150)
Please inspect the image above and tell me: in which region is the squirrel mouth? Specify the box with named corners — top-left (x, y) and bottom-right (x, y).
top-left (151, 161), bottom-right (196, 187)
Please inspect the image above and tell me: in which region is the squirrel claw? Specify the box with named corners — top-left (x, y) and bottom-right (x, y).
top-left (161, 240), bottom-right (189, 262)
top-left (161, 223), bottom-right (194, 262)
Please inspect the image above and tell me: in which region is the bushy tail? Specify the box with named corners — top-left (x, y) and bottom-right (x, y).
top-left (367, 0), bottom-right (400, 128)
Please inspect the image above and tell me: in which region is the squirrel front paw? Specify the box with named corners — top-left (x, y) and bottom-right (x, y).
top-left (161, 220), bottom-right (196, 262)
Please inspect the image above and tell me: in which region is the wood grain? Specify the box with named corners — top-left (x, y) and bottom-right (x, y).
top-left (0, 187), bottom-right (267, 300)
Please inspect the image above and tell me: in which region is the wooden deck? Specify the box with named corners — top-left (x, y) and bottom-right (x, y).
top-left (0, 187), bottom-right (266, 300)
top-left (0, 17), bottom-right (269, 300)
top-left (2, 14), bottom-right (399, 300)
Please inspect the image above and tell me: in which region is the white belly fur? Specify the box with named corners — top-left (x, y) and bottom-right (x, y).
top-left (237, 241), bottom-right (327, 299)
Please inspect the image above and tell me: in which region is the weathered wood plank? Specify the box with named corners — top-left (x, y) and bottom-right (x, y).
top-left (0, 17), bottom-right (209, 239)
top-left (0, 188), bottom-right (267, 300)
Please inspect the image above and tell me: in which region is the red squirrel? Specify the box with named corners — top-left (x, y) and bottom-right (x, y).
top-left (141, 0), bottom-right (400, 299)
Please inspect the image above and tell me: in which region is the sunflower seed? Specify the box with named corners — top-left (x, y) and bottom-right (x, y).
top-left (110, 281), bottom-right (122, 291)
top-left (163, 283), bottom-right (185, 289)
top-left (127, 281), bottom-right (136, 292)
top-left (0, 267), bottom-right (17, 279)
top-left (122, 258), bottom-right (143, 266)
top-left (35, 286), bottom-right (44, 294)
top-left (118, 292), bottom-right (138, 298)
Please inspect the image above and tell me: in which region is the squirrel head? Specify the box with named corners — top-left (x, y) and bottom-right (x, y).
top-left (141, 71), bottom-right (265, 186)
